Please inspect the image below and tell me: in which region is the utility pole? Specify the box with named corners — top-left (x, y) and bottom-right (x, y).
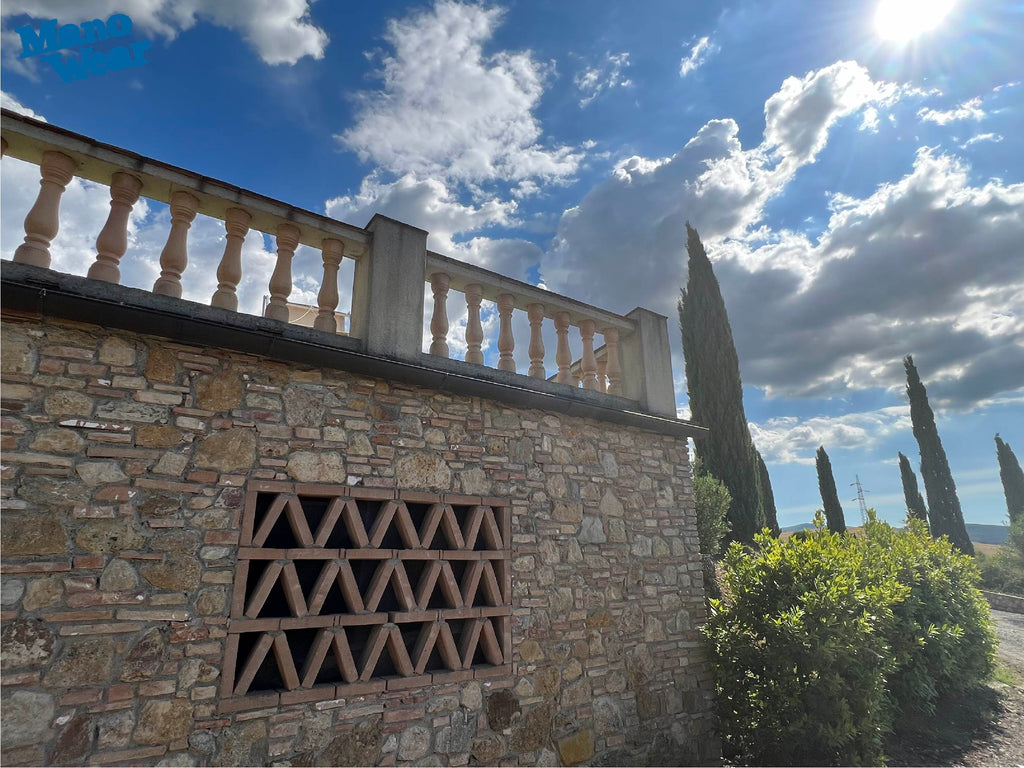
top-left (850, 475), bottom-right (868, 527)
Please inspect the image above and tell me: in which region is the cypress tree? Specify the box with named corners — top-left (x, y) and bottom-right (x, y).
top-left (995, 434), bottom-right (1024, 526)
top-left (755, 449), bottom-right (781, 536)
top-left (815, 446), bottom-right (847, 534)
top-left (904, 355), bottom-right (973, 555)
top-left (679, 223), bottom-right (765, 543)
top-left (898, 451), bottom-right (929, 531)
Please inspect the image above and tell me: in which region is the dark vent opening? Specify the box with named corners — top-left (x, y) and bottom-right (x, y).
top-left (298, 496), bottom-right (330, 537)
top-left (264, 509), bottom-right (299, 548)
top-left (356, 499), bottom-right (384, 535)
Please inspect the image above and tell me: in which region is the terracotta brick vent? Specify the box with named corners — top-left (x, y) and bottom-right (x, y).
top-left (222, 482), bottom-right (512, 709)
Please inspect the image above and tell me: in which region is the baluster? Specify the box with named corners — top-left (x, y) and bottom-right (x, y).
top-left (554, 311), bottom-right (573, 384)
top-left (497, 294), bottom-right (516, 372)
top-left (527, 303), bottom-right (546, 378)
top-left (597, 358), bottom-right (608, 394)
top-left (314, 238), bottom-right (345, 333)
top-left (264, 222), bottom-right (301, 322)
top-left (211, 208), bottom-right (251, 310)
top-left (579, 319), bottom-right (599, 390)
top-left (87, 172), bottom-right (143, 284)
top-left (604, 328), bottom-right (622, 395)
top-left (429, 272), bottom-right (450, 357)
top-left (13, 150), bottom-right (77, 268)
top-left (152, 190), bottom-right (199, 297)
top-left (464, 283), bottom-right (484, 364)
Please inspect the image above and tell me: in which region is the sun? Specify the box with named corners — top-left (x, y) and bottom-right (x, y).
top-left (875, 0), bottom-right (956, 41)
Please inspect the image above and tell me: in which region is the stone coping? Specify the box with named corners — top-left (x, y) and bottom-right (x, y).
top-left (1, 261), bottom-right (708, 440)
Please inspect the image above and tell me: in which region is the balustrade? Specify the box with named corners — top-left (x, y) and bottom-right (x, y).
top-left (2, 108), bottom-right (675, 416)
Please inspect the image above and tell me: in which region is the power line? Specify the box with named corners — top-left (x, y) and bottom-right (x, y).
top-left (850, 475), bottom-right (869, 526)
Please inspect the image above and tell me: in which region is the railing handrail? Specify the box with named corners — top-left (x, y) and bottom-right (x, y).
top-left (425, 250), bottom-right (634, 333)
top-left (0, 108), bottom-right (369, 256)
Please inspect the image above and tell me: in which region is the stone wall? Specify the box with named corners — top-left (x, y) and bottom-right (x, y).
top-left (981, 590), bottom-right (1024, 614)
top-left (0, 311), bottom-right (718, 767)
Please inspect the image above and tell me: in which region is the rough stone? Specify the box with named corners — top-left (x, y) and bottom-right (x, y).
top-left (100, 559), bottom-right (139, 591)
top-left (141, 553), bottom-right (201, 590)
top-left (139, 493), bottom-right (180, 518)
top-left (593, 697), bottom-right (624, 735)
top-left (301, 719), bottom-right (382, 767)
top-left (460, 680), bottom-right (482, 710)
top-left (52, 714), bottom-right (94, 764)
top-left (134, 699), bottom-right (192, 744)
top-left (178, 658), bottom-right (219, 690)
top-left (484, 691), bottom-right (519, 733)
top-left (97, 336), bottom-right (134, 366)
top-left (22, 575), bottom-right (64, 610)
top-left (558, 730), bottom-right (595, 767)
top-left (2, 331), bottom-right (36, 374)
top-left (2, 690), bottom-right (55, 748)
top-left (152, 529), bottom-right (201, 553)
top-left (213, 721), bottom-right (267, 767)
top-left (550, 587), bottom-right (574, 613)
top-left (286, 450), bottom-right (346, 483)
top-left (578, 515), bottom-right (607, 544)
top-left (194, 428), bottom-right (256, 472)
top-left (294, 712), bottom-right (332, 755)
top-left (44, 637), bottom-right (115, 688)
top-left (95, 400), bottom-right (168, 423)
top-left (197, 587), bottom-right (227, 615)
top-left (1, 579), bottom-right (24, 606)
top-left (426, 695), bottom-right (460, 714)
top-left (471, 735), bottom-right (505, 764)
top-left (76, 518), bottom-right (145, 554)
top-left (283, 388), bottom-right (326, 426)
top-left (435, 709), bottom-right (475, 754)
top-left (188, 731), bottom-right (217, 756)
top-left (97, 710), bottom-right (135, 748)
top-left (44, 390), bottom-right (92, 417)
top-left (30, 428), bottom-right (84, 454)
top-left (560, 678), bottom-right (592, 708)
top-left (535, 667), bottom-right (561, 697)
top-left (157, 754), bottom-right (196, 767)
top-left (17, 476), bottom-right (83, 511)
top-left (552, 502), bottom-right (583, 523)
top-left (606, 518), bottom-right (627, 543)
top-left (1, 618), bottom-right (55, 670)
top-left (395, 452), bottom-right (451, 490)
top-left (153, 451), bottom-right (187, 476)
top-left (537, 747), bottom-right (559, 766)
top-left (121, 628), bottom-right (166, 681)
top-left (599, 489), bottom-right (624, 517)
top-left (2, 515), bottom-right (67, 556)
top-left (510, 702), bottom-right (553, 753)
top-left (195, 371), bottom-right (243, 412)
top-left (563, 659), bottom-right (583, 681)
top-left (136, 425), bottom-right (183, 449)
top-left (397, 725), bottom-right (431, 761)
top-left (76, 461), bottom-right (129, 486)
top-left (145, 346), bottom-right (178, 382)
top-left (459, 467), bottom-right (491, 495)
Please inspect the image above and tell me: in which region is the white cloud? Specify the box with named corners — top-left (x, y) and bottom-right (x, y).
top-left (679, 36), bottom-right (718, 77)
top-left (1, 0), bottom-right (327, 66)
top-left (917, 96), bottom-right (985, 125)
top-left (960, 132), bottom-right (1003, 148)
top-left (338, 0), bottom-right (581, 187)
top-left (575, 51), bottom-right (632, 107)
top-left (1, 90), bottom-right (46, 121)
top-left (750, 407), bottom-right (912, 465)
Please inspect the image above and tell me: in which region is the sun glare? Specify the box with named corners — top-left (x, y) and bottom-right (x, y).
top-left (875, 0), bottom-right (956, 41)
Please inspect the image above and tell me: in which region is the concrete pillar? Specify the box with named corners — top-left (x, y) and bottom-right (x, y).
top-left (619, 308), bottom-right (676, 418)
top-left (350, 215), bottom-right (428, 360)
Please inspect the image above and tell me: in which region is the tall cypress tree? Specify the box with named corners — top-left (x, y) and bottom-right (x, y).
top-left (679, 223), bottom-right (765, 543)
top-left (755, 449), bottom-right (780, 536)
top-left (904, 355), bottom-right (973, 555)
top-left (898, 451), bottom-right (929, 531)
top-left (815, 446), bottom-right (847, 534)
top-left (995, 434), bottom-right (1024, 526)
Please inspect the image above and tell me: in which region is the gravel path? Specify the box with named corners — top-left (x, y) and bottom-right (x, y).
top-left (887, 609), bottom-right (1024, 767)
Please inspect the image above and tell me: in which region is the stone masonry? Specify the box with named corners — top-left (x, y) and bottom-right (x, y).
top-left (0, 312), bottom-right (718, 766)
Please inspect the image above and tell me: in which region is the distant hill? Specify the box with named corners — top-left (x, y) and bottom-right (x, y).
top-left (781, 522), bottom-right (1008, 545)
top-left (965, 524), bottom-right (1009, 545)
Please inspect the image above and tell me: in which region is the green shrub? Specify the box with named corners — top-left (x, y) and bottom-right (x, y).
top-left (705, 513), bottom-right (997, 766)
top-left (693, 458), bottom-right (731, 558)
top-left (978, 519), bottom-right (1024, 596)
top-left (705, 519), bottom-right (903, 765)
top-left (860, 515), bottom-right (996, 723)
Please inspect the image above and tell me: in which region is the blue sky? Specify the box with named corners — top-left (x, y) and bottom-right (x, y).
top-left (2, 0), bottom-right (1022, 529)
